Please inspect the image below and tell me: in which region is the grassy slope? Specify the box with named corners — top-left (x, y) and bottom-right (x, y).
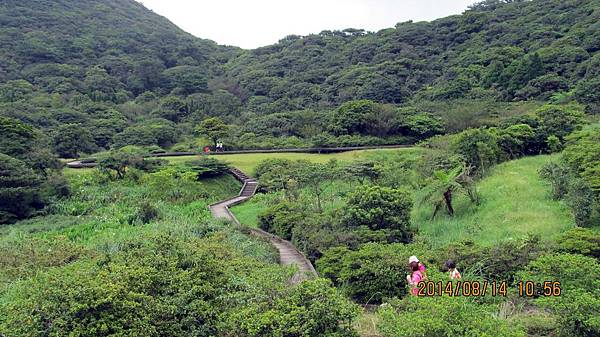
top-left (413, 155), bottom-right (574, 247)
top-left (165, 148), bottom-right (415, 175)
top-left (229, 151), bottom-right (574, 247)
top-left (231, 196), bottom-right (267, 228)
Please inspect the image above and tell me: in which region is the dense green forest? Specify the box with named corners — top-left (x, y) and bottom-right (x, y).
top-left (1, 0), bottom-right (599, 156)
top-left (1, 0), bottom-right (600, 336)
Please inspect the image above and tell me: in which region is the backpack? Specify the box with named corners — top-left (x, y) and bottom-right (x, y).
top-left (419, 262), bottom-right (428, 280)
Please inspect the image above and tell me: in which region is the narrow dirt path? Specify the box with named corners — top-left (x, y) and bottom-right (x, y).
top-left (210, 169), bottom-right (317, 284)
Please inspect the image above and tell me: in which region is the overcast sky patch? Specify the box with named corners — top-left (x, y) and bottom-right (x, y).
top-left (137, 0), bottom-right (478, 49)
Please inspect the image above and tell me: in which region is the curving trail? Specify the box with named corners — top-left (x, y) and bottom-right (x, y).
top-left (67, 146), bottom-right (410, 282)
top-left (210, 168), bottom-right (317, 284)
top-left (68, 157), bottom-right (320, 282)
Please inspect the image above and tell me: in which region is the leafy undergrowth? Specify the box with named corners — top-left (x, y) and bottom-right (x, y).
top-left (0, 168), bottom-right (275, 291)
top-left (413, 155), bottom-right (574, 247)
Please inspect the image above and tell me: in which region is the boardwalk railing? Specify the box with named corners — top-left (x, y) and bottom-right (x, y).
top-left (66, 144), bottom-right (413, 169)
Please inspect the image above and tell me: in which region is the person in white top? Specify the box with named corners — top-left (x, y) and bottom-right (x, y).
top-left (446, 259), bottom-right (462, 280)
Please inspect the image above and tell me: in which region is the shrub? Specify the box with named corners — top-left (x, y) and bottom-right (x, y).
top-left (257, 202), bottom-right (304, 240)
top-left (42, 173), bottom-right (71, 199)
top-left (331, 99), bottom-right (380, 135)
top-left (0, 154), bottom-right (44, 224)
top-left (223, 278), bottom-right (360, 337)
top-left (556, 227), bottom-right (600, 258)
top-left (377, 296), bottom-right (526, 337)
top-left (575, 78), bottom-right (600, 113)
top-left (566, 178), bottom-right (599, 227)
top-left (539, 158), bottom-right (600, 227)
top-left (441, 235), bottom-right (545, 282)
top-left (128, 200), bottom-right (160, 225)
top-left (539, 161), bottom-right (571, 199)
top-left (344, 161), bottom-right (382, 183)
top-left (546, 134), bottom-right (563, 153)
top-left (254, 158), bottom-right (294, 179)
top-left (0, 235), bottom-right (234, 337)
top-left (497, 124), bottom-right (536, 159)
top-left (317, 243), bottom-right (430, 303)
top-left (536, 104), bottom-right (587, 141)
top-left (98, 151), bottom-right (142, 179)
top-left (517, 254), bottom-right (600, 337)
top-left (52, 124), bottom-right (97, 158)
top-left (0, 236), bottom-right (88, 287)
top-left (185, 158), bottom-right (229, 178)
top-left (344, 185), bottom-right (413, 238)
top-left (563, 126), bottom-right (600, 191)
top-left (453, 128), bottom-right (500, 174)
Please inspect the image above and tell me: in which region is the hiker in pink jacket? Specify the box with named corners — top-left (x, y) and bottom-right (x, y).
top-left (409, 255), bottom-right (427, 277)
top-left (407, 261), bottom-right (424, 296)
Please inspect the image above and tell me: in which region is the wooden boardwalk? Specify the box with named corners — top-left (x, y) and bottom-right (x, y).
top-left (65, 145), bottom-right (412, 169)
top-left (209, 168), bottom-right (317, 283)
top-left (66, 159), bottom-right (319, 283)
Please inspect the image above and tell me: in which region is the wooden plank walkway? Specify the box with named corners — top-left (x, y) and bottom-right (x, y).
top-left (66, 159), bottom-right (319, 283)
top-left (209, 169), bottom-right (317, 283)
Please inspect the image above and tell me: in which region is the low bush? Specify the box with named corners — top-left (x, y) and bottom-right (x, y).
top-left (441, 235), bottom-right (546, 282)
top-left (377, 296), bottom-right (526, 337)
top-left (128, 200), bottom-right (160, 225)
top-left (185, 158), bottom-right (230, 178)
top-left (0, 236), bottom-right (88, 288)
top-left (0, 234), bottom-right (359, 337)
top-left (0, 153), bottom-right (45, 224)
top-left (317, 243), bottom-right (431, 303)
top-left (223, 278), bottom-right (360, 337)
top-left (556, 227), bottom-right (600, 258)
top-left (344, 185), bottom-right (412, 235)
top-left (517, 253), bottom-right (600, 337)
top-left (257, 201), bottom-right (305, 240)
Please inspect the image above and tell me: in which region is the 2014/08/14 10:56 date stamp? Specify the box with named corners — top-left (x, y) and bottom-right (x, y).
top-left (417, 281), bottom-right (562, 297)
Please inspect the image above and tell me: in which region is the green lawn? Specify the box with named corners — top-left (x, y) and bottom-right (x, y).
top-left (230, 195), bottom-right (271, 228)
top-left (165, 148), bottom-right (418, 176)
top-left (413, 155), bottom-right (575, 246)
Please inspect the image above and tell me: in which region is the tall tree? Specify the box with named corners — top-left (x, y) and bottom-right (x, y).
top-left (52, 124), bottom-right (96, 158)
top-left (0, 154), bottom-right (44, 224)
top-left (195, 117), bottom-right (230, 148)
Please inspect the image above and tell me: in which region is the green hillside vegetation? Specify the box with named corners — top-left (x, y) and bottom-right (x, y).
top-left (230, 112), bottom-right (598, 336)
top-left (414, 155), bottom-right (574, 246)
top-left (1, 0), bottom-right (600, 336)
top-left (165, 147), bottom-right (419, 175)
top-left (0, 0), bottom-right (598, 160)
top-left (0, 160), bottom-right (360, 336)
top-left (233, 155), bottom-right (575, 245)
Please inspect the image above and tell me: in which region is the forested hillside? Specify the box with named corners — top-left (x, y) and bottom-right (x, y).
top-left (1, 1), bottom-right (600, 335)
top-left (225, 0), bottom-right (600, 111)
top-left (0, 0), bottom-right (237, 89)
top-left (0, 0), bottom-right (598, 159)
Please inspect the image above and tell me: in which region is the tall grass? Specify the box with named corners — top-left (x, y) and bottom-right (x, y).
top-left (413, 155), bottom-right (574, 247)
top-left (0, 166), bottom-right (282, 295)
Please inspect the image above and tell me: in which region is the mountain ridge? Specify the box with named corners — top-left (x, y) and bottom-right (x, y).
top-left (0, 0), bottom-right (598, 156)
